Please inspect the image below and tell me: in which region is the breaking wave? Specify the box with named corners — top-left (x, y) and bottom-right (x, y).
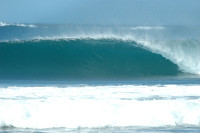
top-left (0, 37), bottom-right (199, 80)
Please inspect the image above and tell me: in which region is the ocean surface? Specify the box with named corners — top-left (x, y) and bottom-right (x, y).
top-left (0, 22), bottom-right (200, 133)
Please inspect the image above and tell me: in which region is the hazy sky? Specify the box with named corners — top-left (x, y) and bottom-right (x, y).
top-left (0, 0), bottom-right (200, 25)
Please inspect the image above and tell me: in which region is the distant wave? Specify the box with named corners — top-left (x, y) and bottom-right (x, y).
top-left (0, 22), bottom-right (37, 28)
top-left (131, 26), bottom-right (165, 30)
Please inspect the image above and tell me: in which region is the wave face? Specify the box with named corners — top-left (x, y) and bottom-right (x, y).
top-left (0, 25), bottom-right (200, 80)
top-left (0, 39), bottom-right (182, 80)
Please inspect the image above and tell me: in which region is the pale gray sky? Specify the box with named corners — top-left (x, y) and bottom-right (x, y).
top-left (0, 0), bottom-right (199, 25)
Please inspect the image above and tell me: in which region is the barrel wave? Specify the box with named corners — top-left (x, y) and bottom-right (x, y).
top-left (0, 39), bottom-right (182, 80)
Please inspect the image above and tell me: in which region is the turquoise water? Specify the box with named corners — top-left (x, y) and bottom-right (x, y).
top-left (0, 39), bottom-right (181, 80)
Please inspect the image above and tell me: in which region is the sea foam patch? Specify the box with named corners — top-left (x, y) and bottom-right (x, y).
top-left (1, 84), bottom-right (200, 129)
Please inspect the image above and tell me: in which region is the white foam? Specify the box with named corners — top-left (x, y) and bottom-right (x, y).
top-left (137, 39), bottom-right (200, 75)
top-left (0, 22), bottom-right (9, 26)
top-left (0, 22), bottom-right (37, 28)
top-left (1, 85), bottom-right (200, 128)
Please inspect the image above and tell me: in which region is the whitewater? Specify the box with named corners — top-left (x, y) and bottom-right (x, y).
top-left (1, 84), bottom-right (200, 127)
top-left (1, 83), bottom-right (200, 132)
top-left (0, 23), bottom-right (200, 133)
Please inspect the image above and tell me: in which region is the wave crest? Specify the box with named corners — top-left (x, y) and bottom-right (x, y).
top-left (0, 29), bottom-right (200, 77)
top-left (32, 35), bottom-right (200, 76)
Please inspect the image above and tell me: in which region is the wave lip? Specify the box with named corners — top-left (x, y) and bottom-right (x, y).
top-left (0, 22), bottom-right (36, 28)
top-left (32, 34), bottom-right (200, 76)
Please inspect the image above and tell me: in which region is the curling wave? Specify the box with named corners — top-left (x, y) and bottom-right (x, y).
top-left (0, 38), bottom-right (197, 80)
